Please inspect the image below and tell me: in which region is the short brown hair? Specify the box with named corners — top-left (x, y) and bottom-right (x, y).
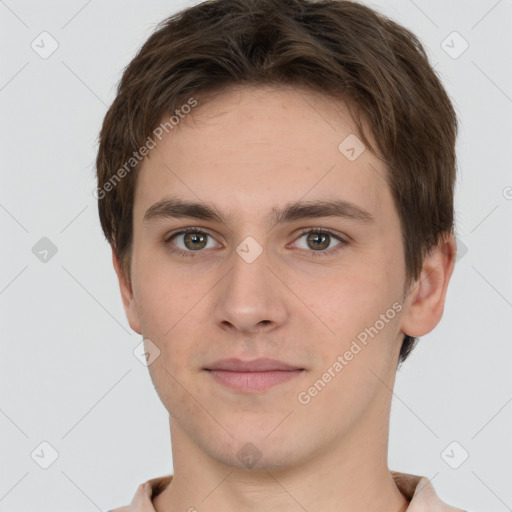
top-left (95, 0), bottom-right (458, 365)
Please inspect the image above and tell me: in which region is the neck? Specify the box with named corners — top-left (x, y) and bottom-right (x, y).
top-left (153, 402), bottom-right (408, 512)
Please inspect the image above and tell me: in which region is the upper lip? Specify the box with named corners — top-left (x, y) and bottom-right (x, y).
top-left (205, 358), bottom-right (303, 372)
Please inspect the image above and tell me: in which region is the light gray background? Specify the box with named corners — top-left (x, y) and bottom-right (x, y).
top-left (1, 0), bottom-right (511, 511)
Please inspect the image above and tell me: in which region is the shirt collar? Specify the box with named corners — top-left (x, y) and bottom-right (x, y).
top-left (111, 471), bottom-right (465, 512)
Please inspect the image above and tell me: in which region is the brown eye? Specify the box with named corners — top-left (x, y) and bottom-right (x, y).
top-left (305, 232), bottom-right (330, 250)
top-left (166, 229), bottom-right (219, 254)
top-left (182, 231), bottom-right (208, 250)
top-left (292, 228), bottom-right (347, 257)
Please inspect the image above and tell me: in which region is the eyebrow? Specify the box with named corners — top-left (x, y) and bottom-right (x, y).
top-left (143, 196), bottom-right (375, 227)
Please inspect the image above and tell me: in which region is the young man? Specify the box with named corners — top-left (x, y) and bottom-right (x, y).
top-left (96, 0), bottom-right (466, 510)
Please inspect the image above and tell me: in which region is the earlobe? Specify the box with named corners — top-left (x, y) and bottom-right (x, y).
top-left (399, 233), bottom-right (457, 338)
top-left (111, 246), bottom-right (142, 335)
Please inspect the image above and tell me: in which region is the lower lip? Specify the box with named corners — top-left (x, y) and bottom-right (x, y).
top-left (206, 369), bottom-right (304, 392)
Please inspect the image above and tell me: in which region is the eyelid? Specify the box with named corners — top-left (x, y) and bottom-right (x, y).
top-left (291, 227), bottom-right (348, 244)
top-left (164, 226), bottom-right (220, 244)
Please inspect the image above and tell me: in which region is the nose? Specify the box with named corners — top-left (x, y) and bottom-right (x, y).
top-left (211, 245), bottom-right (289, 336)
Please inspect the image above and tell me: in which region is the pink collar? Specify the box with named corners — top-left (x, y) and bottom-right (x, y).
top-left (110, 471), bottom-right (466, 511)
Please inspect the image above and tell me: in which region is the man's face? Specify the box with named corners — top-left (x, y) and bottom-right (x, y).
top-left (123, 85), bottom-right (410, 468)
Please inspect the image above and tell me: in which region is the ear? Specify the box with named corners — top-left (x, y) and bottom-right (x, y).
top-left (399, 232), bottom-right (457, 338)
top-left (111, 246), bottom-right (142, 335)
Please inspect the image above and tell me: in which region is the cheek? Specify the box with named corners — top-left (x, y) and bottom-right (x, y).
top-left (131, 253), bottom-right (210, 375)
top-left (291, 260), bottom-right (388, 338)
top-left (291, 258), bottom-right (403, 372)
top-left (132, 249), bottom-right (196, 331)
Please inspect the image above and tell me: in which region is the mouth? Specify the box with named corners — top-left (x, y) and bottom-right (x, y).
top-left (204, 358), bottom-right (305, 392)
top-left (205, 369), bottom-right (305, 392)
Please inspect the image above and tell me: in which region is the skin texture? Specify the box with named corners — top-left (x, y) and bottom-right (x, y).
top-left (112, 85), bottom-right (457, 511)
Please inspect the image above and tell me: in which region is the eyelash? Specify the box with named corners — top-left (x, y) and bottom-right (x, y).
top-left (164, 227), bottom-right (347, 259)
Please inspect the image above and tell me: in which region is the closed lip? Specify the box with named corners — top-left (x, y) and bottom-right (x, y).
top-left (204, 358), bottom-right (304, 372)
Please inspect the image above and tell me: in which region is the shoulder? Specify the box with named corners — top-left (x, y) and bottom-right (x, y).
top-left (391, 471), bottom-right (467, 511)
top-left (107, 481), bottom-right (149, 512)
top-left (108, 476), bottom-right (173, 512)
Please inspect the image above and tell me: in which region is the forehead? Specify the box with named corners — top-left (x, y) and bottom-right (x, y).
top-left (134, 85), bottom-right (393, 228)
